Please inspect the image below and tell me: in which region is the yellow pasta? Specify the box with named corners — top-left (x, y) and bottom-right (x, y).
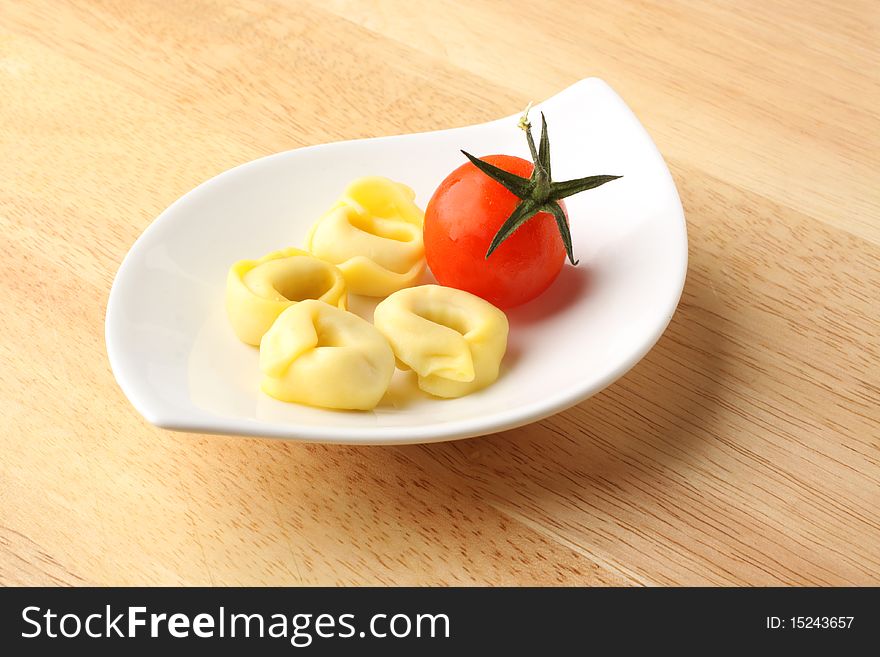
top-left (259, 300), bottom-right (395, 410)
top-left (305, 176), bottom-right (425, 297)
top-left (373, 285), bottom-right (509, 398)
top-left (226, 247), bottom-right (346, 346)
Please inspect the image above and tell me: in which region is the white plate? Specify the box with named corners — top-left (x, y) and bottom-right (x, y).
top-left (106, 78), bottom-right (687, 445)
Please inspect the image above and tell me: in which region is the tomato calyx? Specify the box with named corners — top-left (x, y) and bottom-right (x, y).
top-left (460, 106), bottom-right (622, 265)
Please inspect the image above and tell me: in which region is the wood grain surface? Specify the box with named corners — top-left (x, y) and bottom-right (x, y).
top-left (2, 0), bottom-right (878, 586)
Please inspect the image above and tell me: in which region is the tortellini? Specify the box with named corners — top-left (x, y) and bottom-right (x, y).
top-left (259, 300), bottom-right (395, 410)
top-left (373, 285), bottom-right (509, 398)
top-left (226, 247), bottom-right (346, 346)
top-left (305, 176), bottom-right (425, 297)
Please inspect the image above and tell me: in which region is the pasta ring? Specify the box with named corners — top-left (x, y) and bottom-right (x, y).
top-left (373, 285), bottom-right (509, 398)
top-left (226, 247), bottom-right (346, 346)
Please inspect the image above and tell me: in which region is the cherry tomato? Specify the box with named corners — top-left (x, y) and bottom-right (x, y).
top-left (424, 154), bottom-right (567, 309)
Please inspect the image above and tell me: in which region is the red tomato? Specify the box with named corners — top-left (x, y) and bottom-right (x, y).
top-left (424, 154), bottom-right (567, 309)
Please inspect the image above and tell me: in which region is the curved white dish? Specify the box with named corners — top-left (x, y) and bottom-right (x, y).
top-left (106, 78), bottom-right (687, 444)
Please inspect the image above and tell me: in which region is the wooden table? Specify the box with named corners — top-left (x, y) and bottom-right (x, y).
top-left (2, 0), bottom-right (878, 586)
